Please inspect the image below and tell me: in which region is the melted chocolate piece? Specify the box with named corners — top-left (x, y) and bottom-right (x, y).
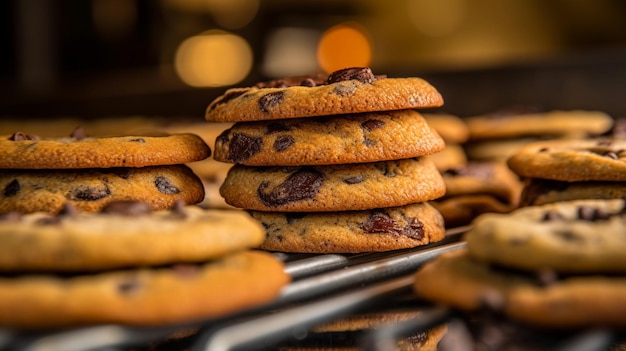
top-left (69, 184), bottom-right (111, 201)
top-left (128, 138), bottom-right (145, 143)
top-left (101, 200), bottom-right (152, 216)
top-left (155, 176), bottom-right (180, 195)
top-left (3, 179), bottom-right (20, 197)
top-left (374, 162), bottom-right (398, 177)
top-left (8, 132), bottom-right (39, 141)
top-left (258, 167), bottom-right (324, 207)
top-left (327, 67), bottom-right (376, 84)
top-left (273, 136), bottom-right (294, 151)
top-left (228, 133), bottom-right (263, 163)
top-left (70, 126), bottom-right (87, 140)
top-left (360, 119), bottom-right (385, 132)
top-left (299, 78), bottom-right (316, 87)
top-left (577, 205), bottom-right (611, 221)
top-left (343, 175), bottom-right (364, 184)
top-left (114, 168), bottom-right (133, 180)
top-left (360, 211), bottom-right (425, 239)
top-left (333, 84), bottom-right (357, 97)
top-left (259, 91), bottom-right (284, 113)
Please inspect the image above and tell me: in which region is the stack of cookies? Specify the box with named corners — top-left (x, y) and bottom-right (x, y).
top-left (0, 127), bottom-right (212, 214)
top-left (414, 198), bottom-right (626, 333)
top-left (205, 67), bottom-right (449, 253)
top-left (508, 138), bottom-right (626, 206)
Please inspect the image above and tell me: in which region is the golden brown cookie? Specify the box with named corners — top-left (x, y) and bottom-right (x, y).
top-left (0, 251), bottom-right (289, 329)
top-left (520, 178), bottom-right (626, 206)
top-left (429, 144), bottom-right (468, 172)
top-left (466, 110), bottom-right (613, 141)
top-left (213, 110), bottom-right (444, 166)
top-left (507, 138), bottom-right (626, 181)
top-left (413, 249), bottom-right (626, 329)
top-left (253, 202), bottom-right (445, 253)
top-left (0, 165), bottom-right (205, 214)
top-left (0, 131), bottom-right (210, 169)
top-left (205, 67), bottom-right (443, 122)
top-left (220, 158), bottom-right (446, 212)
top-left (0, 203), bottom-right (265, 272)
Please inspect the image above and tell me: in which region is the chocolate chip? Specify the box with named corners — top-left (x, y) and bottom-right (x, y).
top-left (58, 202), bottom-right (79, 217)
top-left (265, 122), bottom-right (290, 134)
top-left (541, 210), bottom-right (563, 221)
top-left (114, 168), bottom-right (133, 179)
top-left (8, 132), bottom-right (39, 141)
top-left (375, 162), bottom-right (397, 177)
top-left (258, 91), bottom-right (284, 113)
top-left (117, 276), bottom-right (141, 295)
top-left (228, 133), bottom-right (263, 163)
top-left (3, 179), bottom-right (20, 197)
top-left (258, 167), bottom-right (324, 207)
top-left (577, 205), bottom-right (610, 221)
top-left (155, 176), bottom-right (180, 195)
top-left (70, 126), bottom-right (87, 140)
top-left (360, 211), bottom-right (424, 239)
top-left (128, 138), bottom-right (145, 143)
top-left (273, 136), bottom-right (294, 151)
top-left (327, 67), bottom-right (376, 84)
top-left (101, 200), bottom-right (152, 216)
top-left (343, 175), bottom-right (364, 184)
top-left (69, 184), bottom-right (111, 201)
top-left (538, 147), bottom-right (549, 152)
top-left (299, 78), bottom-right (316, 87)
top-left (360, 119), bottom-right (385, 132)
top-left (403, 218), bottom-right (425, 239)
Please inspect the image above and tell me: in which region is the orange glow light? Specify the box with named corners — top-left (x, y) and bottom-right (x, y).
top-left (317, 22), bottom-right (372, 73)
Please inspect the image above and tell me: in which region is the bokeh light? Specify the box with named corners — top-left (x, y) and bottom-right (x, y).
top-left (262, 27), bottom-right (320, 77)
top-left (174, 31), bottom-right (253, 87)
top-left (317, 22), bottom-right (372, 73)
top-left (407, 0), bottom-right (466, 37)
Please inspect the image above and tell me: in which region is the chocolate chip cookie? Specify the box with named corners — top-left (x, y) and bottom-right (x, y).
top-left (205, 67), bottom-right (443, 122)
top-left (507, 138), bottom-right (626, 181)
top-left (213, 110), bottom-right (445, 166)
top-left (0, 250), bottom-right (289, 329)
top-left (431, 162), bottom-right (522, 227)
top-left (466, 109), bottom-right (613, 141)
top-left (422, 112), bottom-right (469, 144)
top-left (521, 178), bottom-right (626, 206)
top-left (413, 249), bottom-right (626, 329)
top-left (0, 202), bottom-right (266, 271)
top-left (0, 165), bottom-right (205, 214)
top-left (220, 157), bottom-right (446, 212)
top-left (465, 198), bottom-right (626, 273)
top-left (0, 130), bottom-right (211, 169)
top-left (254, 202), bottom-right (445, 253)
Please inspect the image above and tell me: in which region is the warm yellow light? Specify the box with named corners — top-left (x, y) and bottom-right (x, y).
top-left (175, 31), bottom-right (253, 87)
top-left (317, 23), bottom-right (372, 73)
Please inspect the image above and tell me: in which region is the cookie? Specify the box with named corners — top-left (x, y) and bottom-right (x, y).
top-left (0, 165), bottom-right (205, 214)
top-left (0, 130), bottom-right (211, 169)
top-left (0, 202), bottom-right (266, 272)
top-left (422, 113), bottom-right (469, 144)
top-left (431, 162), bottom-right (521, 227)
top-left (253, 202), bottom-right (445, 253)
top-left (521, 178), bottom-right (626, 206)
top-left (0, 250), bottom-right (289, 329)
top-left (413, 249), bottom-right (626, 329)
top-left (429, 144), bottom-right (467, 171)
top-left (213, 110), bottom-right (445, 166)
top-left (466, 109), bottom-right (613, 141)
top-left (465, 199), bottom-right (626, 273)
top-left (205, 67), bottom-right (443, 123)
top-left (507, 138), bottom-right (626, 181)
top-left (220, 157), bottom-right (446, 212)
top-left (463, 137), bottom-right (542, 162)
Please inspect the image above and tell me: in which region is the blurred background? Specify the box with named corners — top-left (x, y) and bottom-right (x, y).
top-left (1, 0), bottom-right (626, 120)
